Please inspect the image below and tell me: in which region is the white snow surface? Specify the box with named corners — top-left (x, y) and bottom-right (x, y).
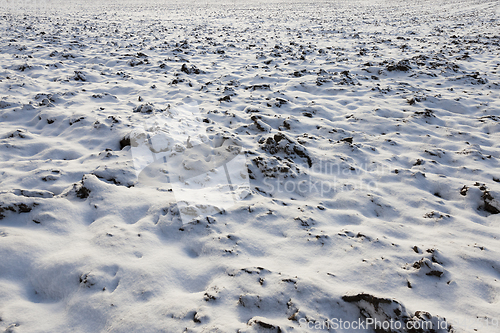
top-left (0, 0), bottom-right (499, 332)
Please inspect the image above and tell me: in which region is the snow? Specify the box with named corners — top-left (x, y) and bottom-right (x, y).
top-left (0, 0), bottom-right (499, 332)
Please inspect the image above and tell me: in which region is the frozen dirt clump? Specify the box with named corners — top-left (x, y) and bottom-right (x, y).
top-left (250, 155), bottom-right (300, 181)
top-left (482, 191), bottom-right (500, 214)
top-left (181, 64), bottom-right (202, 74)
top-left (0, 202), bottom-right (38, 220)
top-left (128, 58), bottom-right (144, 67)
top-left (134, 103), bottom-right (155, 113)
top-left (72, 71), bottom-right (86, 81)
top-left (462, 183), bottom-right (500, 215)
top-left (386, 59), bottom-right (412, 72)
top-left (259, 133), bottom-right (312, 168)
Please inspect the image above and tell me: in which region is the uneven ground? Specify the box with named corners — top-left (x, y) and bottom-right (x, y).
top-left (0, 0), bottom-right (499, 332)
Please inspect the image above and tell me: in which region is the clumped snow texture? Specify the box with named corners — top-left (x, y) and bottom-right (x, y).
top-left (0, 0), bottom-right (500, 332)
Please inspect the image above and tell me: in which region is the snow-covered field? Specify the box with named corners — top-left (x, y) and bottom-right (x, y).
top-left (1, 0), bottom-right (499, 332)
